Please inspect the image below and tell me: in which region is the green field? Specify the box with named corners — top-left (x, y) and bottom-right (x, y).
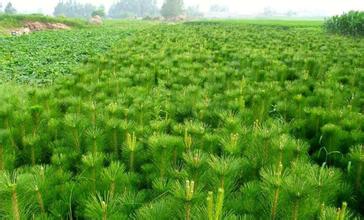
top-left (0, 17), bottom-right (363, 219)
top-left (0, 21), bottom-right (154, 84)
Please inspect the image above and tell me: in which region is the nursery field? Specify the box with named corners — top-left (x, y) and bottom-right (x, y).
top-left (0, 20), bottom-right (363, 219)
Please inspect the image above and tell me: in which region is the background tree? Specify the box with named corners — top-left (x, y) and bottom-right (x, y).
top-left (5, 2), bottom-right (16, 14)
top-left (186, 5), bottom-right (203, 18)
top-left (161, 0), bottom-right (184, 18)
top-left (209, 4), bottom-right (228, 13)
top-left (263, 7), bottom-right (276, 17)
top-left (92, 5), bottom-right (106, 17)
top-left (138, 0), bottom-right (159, 17)
top-left (108, 0), bottom-right (158, 19)
top-left (54, 0), bottom-right (96, 18)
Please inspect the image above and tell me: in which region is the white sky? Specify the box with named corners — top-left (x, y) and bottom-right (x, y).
top-left (1, 0), bottom-right (364, 16)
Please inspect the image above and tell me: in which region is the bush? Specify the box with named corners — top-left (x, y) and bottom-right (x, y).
top-left (324, 11), bottom-right (364, 36)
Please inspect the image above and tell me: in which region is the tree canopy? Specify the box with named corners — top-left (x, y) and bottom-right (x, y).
top-left (5, 2), bottom-right (17, 14)
top-left (161, 0), bottom-right (184, 18)
top-left (209, 4), bottom-right (229, 13)
top-left (92, 6), bottom-right (106, 17)
top-left (186, 5), bottom-right (203, 18)
top-left (108, 0), bottom-right (158, 18)
top-left (54, 1), bottom-right (96, 18)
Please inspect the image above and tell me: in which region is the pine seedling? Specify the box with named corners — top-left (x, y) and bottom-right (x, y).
top-left (106, 118), bottom-right (121, 156)
top-left (148, 133), bottom-right (184, 177)
top-left (150, 117), bottom-right (172, 133)
top-left (85, 126), bottom-right (104, 154)
top-left (11, 110), bottom-right (30, 148)
top-left (29, 105), bottom-right (43, 132)
top-left (284, 161), bottom-right (318, 220)
top-left (64, 113), bottom-right (84, 151)
top-left (27, 166), bottom-right (47, 215)
top-left (184, 128), bottom-right (193, 152)
top-left (22, 133), bottom-right (41, 166)
top-left (319, 202), bottom-right (350, 220)
top-left (261, 162), bottom-right (286, 220)
top-left (87, 100), bottom-right (98, 127)
top-left (275, 134), bottom-right (288, 164)
top-left (106, 102), bottom-right (119, 117)
top-left (208, 155), bottom-right (240, 189)
top-left (183, 150), bottom-right (207, 183)
top-left (81, 152), bottom-right (105, 194)
top-left (182, 180), bottom-right (195, 220)
top-left (125, 132), bottom-right (137, 172)
top-left (171, 178), bottom-right (202, 220)
top-left (308, 163), bottom-right (342, 204)
top-left (348, 145), bottom-right (364, 192)
top-left (135, 197), bottom-right (176, 219)
top-left (106, 102), bottom-right (122, 156)
top-left (152, 177), bottom-right (173, 195)
top-left (250, 120), bottom-right (282, 168)
top-left (102, 161), bottom-right (126, 198)
top-left (0, 103), bottom-right (11, 129)
top-left (218, 111), bottom-right (241, 131)
top-left (320, 123), bottom-right (345, 154)
top-left (293, 139), bottom-right (309, 161)
top-left (285, 177), bottom-right (308, 220)
top-left (119, 190), bottom-right (147, 216)
top-left (173, 120), bottom-right (205, 137)
top-left (0, 170), bottom-right (26, 220)
top-left (336, 202), bottom-right (348, 220)
top-left (221, 133), bottom-right (240, 155)
top-left (0, 129), bottom-right (10, 170)
top-left (47, 118), bottom-right (61, 141)
top-left (35, 89), bottom-right (52, 116)
top-left (207, 188), bottom-right (225, 220)
top-left (51, 147), bottom-right (79, 172)
top-left (84, 192), bottom-right (123, 220)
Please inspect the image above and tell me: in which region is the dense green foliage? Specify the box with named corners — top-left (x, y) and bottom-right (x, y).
top-left (324, 11), bottom-right (364, 36)
top-left (0, 20), bottom-right (363, 219)
top-left (0, 22), bottom-right (150, 84)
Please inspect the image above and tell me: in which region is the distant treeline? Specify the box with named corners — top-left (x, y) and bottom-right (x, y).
top-left (53, 1), bottom-right (100, 18)
top-left (53, 0), bottom-right (205, 19)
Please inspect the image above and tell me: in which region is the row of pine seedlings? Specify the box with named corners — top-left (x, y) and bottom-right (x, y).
top-left (0, 23), bottom-right (363, 219)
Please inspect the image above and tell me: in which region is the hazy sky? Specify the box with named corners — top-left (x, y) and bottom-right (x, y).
top-left (1, 0), bottom-right (364, 16)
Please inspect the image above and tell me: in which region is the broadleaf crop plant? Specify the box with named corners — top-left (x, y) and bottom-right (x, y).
top-left (0, 20), bottom-right (364, 219)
